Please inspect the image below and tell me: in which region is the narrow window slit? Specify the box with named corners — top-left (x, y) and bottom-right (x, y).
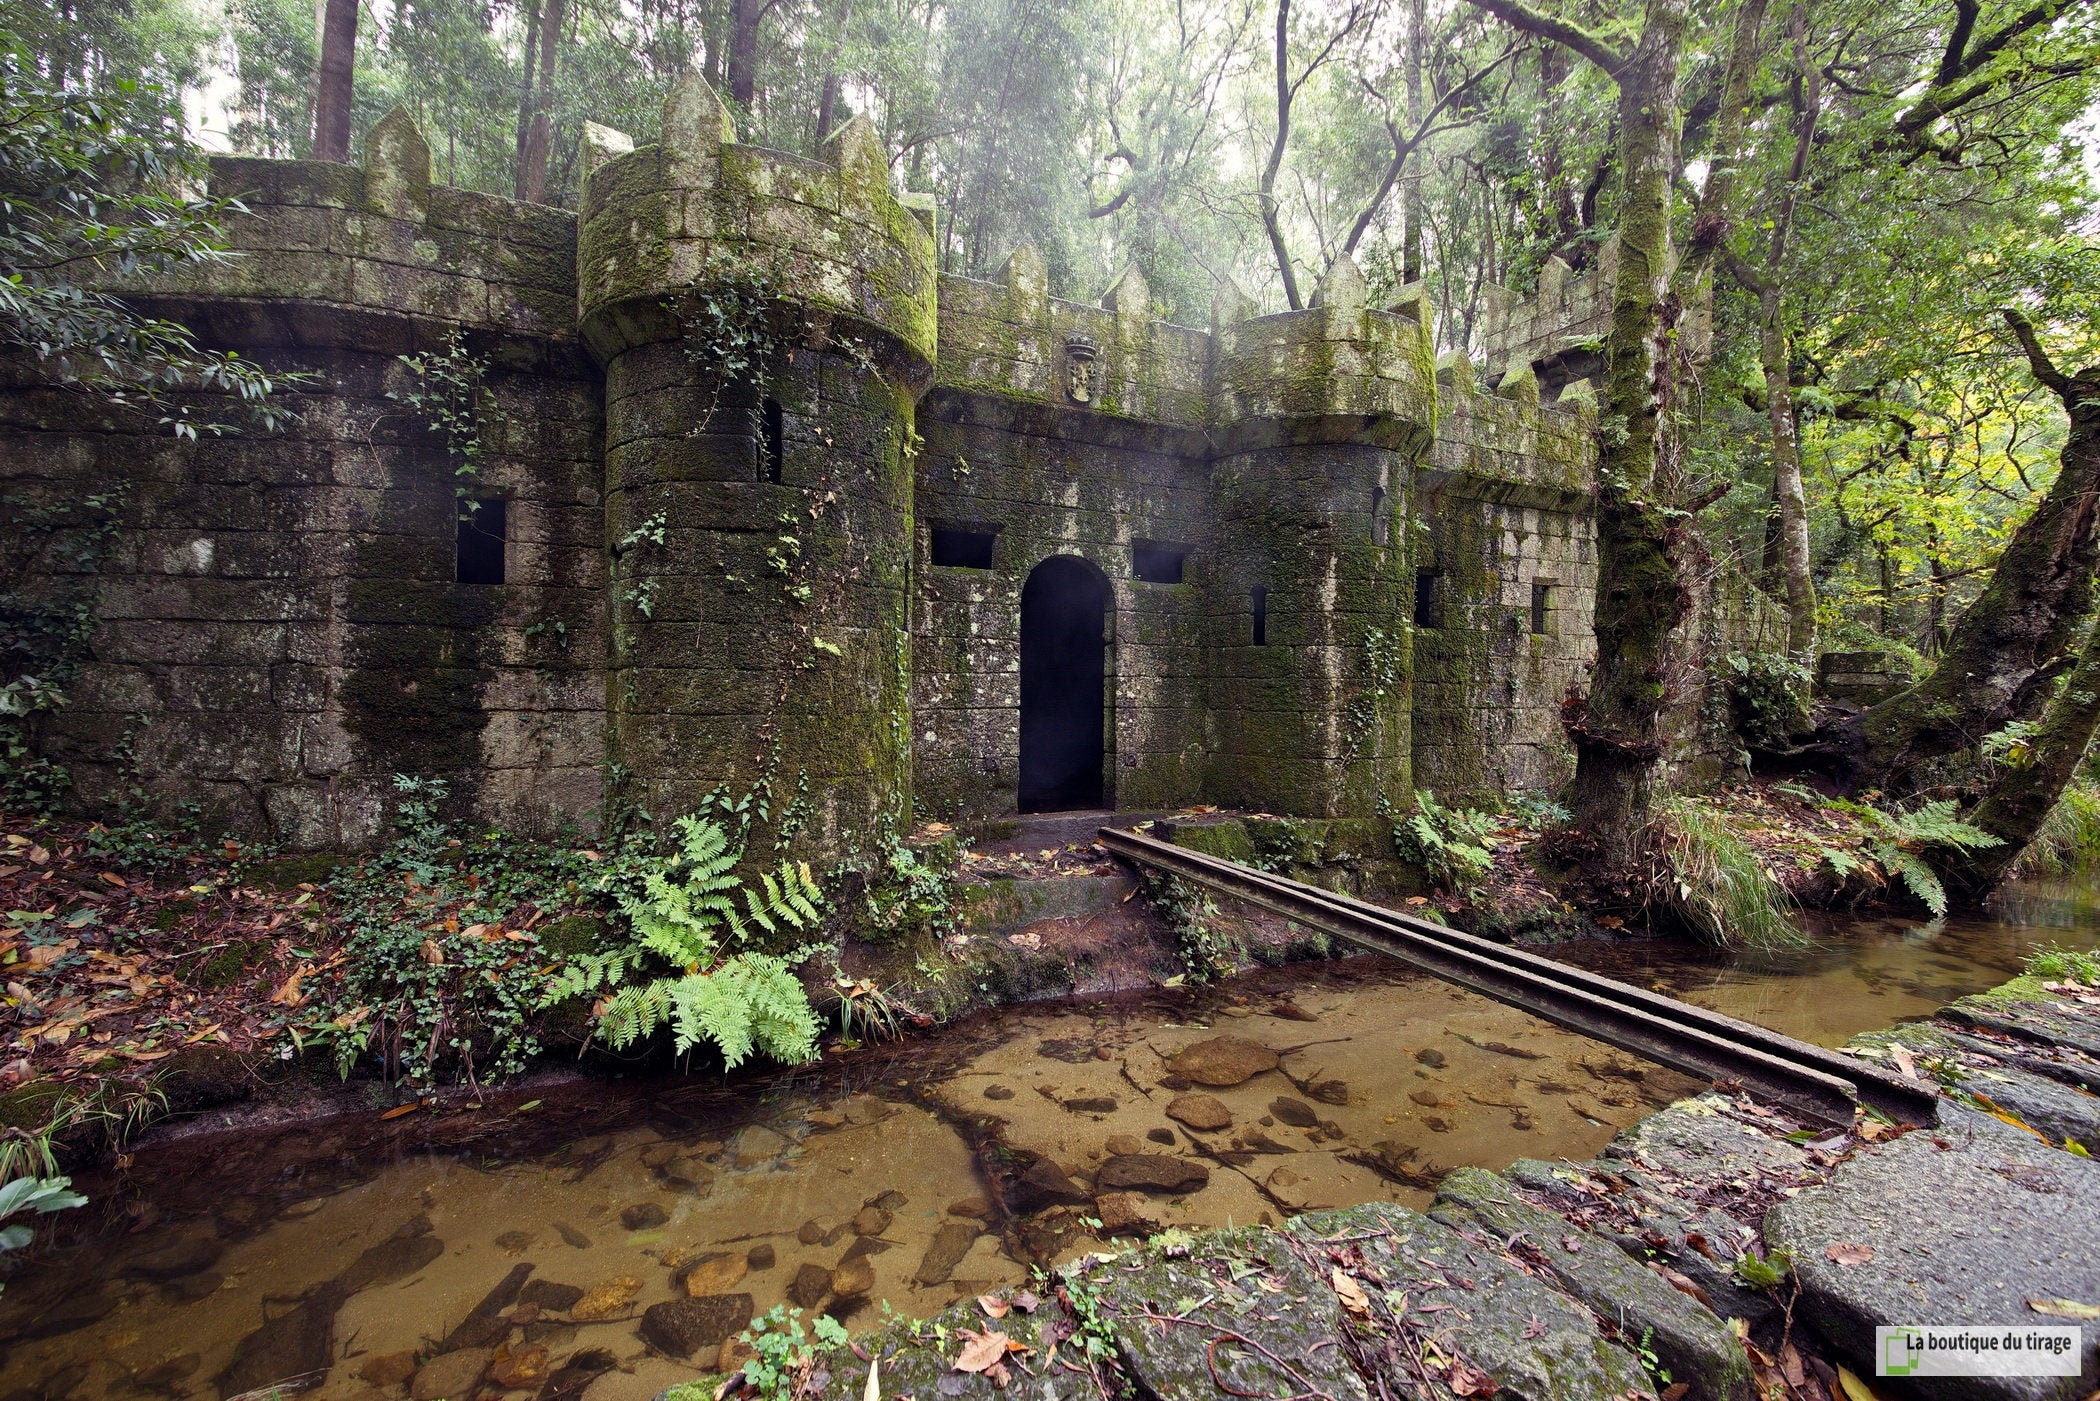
top-left (456, 497), bottom-right (506, 585)
top-left (1530, 581), bottom-right (1553, 635)
top-left (1252, 586), bottom-right (1268, 645)
top-left (1413, 568), bottom-right (1440, 628)
top-left (760, 397), bottom-right (785, 483)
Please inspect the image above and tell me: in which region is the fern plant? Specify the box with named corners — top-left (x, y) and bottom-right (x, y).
top-left (545, 815), bottom-right (826, 1067)
top-left (1835, 798), bottom-right (2003, 917)
top-left (1396, 790), bottom-right (1498, 892)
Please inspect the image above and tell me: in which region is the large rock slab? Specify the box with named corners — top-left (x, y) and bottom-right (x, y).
top-left (1094, 1154), bottom-right (1209, 1194)
top-left (1167, 1036), bottom-right (1280, 1087)
top-left (638, 1294), bottom-right (754, 1359)
top-left (1090, 1224), bottom-right (1369, 1401)
top-left (1941, 980), bottom-right (2100, 1061)
top-left (1765, 1105), bottom-right (2100, 1401)
top-left (1288, 1202), bottom-right (1653, 1400)
top-left (1603, 1094), bottom-right (1812, 1184)
top-left (1431, 1166), bottom-right (1754, 1401)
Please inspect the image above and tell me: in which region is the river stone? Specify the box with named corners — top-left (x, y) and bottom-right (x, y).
top-left (358, 1351), bottom-right (418, 1386)
top-left (639, 1142), bottom-right (679, 1169)
top-left (984, 1084), bottom-right (1015, 1100)
top-left (1765, 1104), bottom-right (2100, 1401)
top-left (1431, 1167), bottom-right (1754, 1401)
top-left (830, 1255), bottom-right (876, 1297)
top-left (730, 1124), bottom-right (791, 1163)
top-left (1167, 1036), bottom-right (1279, 1087)
top-left (679, 1252), bottom-right (748, 1296)
top-left (661, 1156), bottom-right (718, 1192)
top-left (852, 1206), bottom-right (892, 1236)
top-left (488, 1342), bottom-right (550, 1389)
top-left (1147, 1127), bottom-right (1177, 1144)
top-left (1105, 1132), bottom-right (1145, 1156)
top-left (841, 1094), bottom-right (893, 1126)
top-left (218, 1281), bottom-right (347, 1396)
top-left (1093, 1191), bottom-right (1159, 1235)
top-left (913, 1222), bottom-right (980, 1286)
top-left (519, 1279), bottom-right (584, 1312)
top-left (747, 1244), bottom-right (777, 1270)
top-left (124, 1232), bottom-right (223, 1281)
top-left (1092, 1224), bottom-right (1369, 1401)
top-left (1166, 1093), bottom-right (1233, 1130)
top-left (1414, 1047), bottom-right (1446, 1068)
top-left (411, 1346), bottom-right (492, 1400)
top-left (789, 1263), bottom-right (833, 1307)
top-left (1288, 1203), bottom-right (1651, 1400)
top-left (1012, 1157), bottom-right (1092, 1209)
top-left (620, 1201), bottom-right (669, 1231)
top-left (337, 1232), bottom-right (444, 1292)
top-left (1096, 1154), bottom-right (1210, 1194)
top-left (1269, 1097), bottom-right (1319, 1128)
top-left (638, 1294), bottom-right (753, 1358)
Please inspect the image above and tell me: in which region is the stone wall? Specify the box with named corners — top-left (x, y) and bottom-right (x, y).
top-left (0, 83), bottom-right (1772, 857)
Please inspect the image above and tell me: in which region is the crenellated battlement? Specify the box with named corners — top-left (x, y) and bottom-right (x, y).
top-left (4, 105), bottom-right (1781, 853)
top-left (576, 77), bottom-right (937, 379)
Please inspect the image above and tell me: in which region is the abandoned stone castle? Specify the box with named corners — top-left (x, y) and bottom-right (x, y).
top-left (1, 79), bottom-right (1778, 855)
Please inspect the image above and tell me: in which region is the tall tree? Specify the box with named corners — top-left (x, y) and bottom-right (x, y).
top-left (311, 0), bottom-right (357, 160)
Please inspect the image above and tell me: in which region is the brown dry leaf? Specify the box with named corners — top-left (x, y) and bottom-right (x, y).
top-left (2026, 1297), bottom-right (2100, 1320)
top-left (1331, 1267), bottom-right (1371, 1316)
top-left (1857, 1119), bottom-right (1890, 1142)
top-left (419, 938), bottom-right (445, 966)
top-left (1446, 1361), bottom-right (1498, 1397)
top-left (269, 971), bottom-right (306, 1007)
top-left (379, 1103), bottom-right (421, 1120)
top-left (1834, 1365), bottom-right (1883, 1401)
top-left (1825, 1242), bottom-right (1875, 1266)
top-left (951, 1329), bottom-right (1011, 1374)
top-left (977, 1294), bottom-right (1010, 1319)
top-left (1889, 1045), bottom-right (1919, 1081)
top-left (864, 1354), bottom-right (881, 1401)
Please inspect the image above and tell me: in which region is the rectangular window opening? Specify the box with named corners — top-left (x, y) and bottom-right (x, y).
top-left (930, 526), bottom-right (997, 569)
top-left (1251, 586), bottom-right (1268, 645)
top-left (456, 497), bottom-right (506, 585)
top-left (1413, 568), bottom-right (1440, 628)
top-left (760, 397), bottom-right (785, 483)
top-left (1132, 540), bottom-right (1188, 584)
top-left (1530, 581), bottom-right (1554, 635)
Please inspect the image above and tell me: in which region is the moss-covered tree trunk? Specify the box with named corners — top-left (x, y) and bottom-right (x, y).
top-left (1951, 615), bottom-right (2100, 896)
top-left (1832, 314), bottom-right (2100, 791)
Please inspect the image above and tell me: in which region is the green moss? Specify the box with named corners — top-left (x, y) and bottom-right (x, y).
top-left (0, 1080), bottom-right (69, 1133)
top-left (537, 914), bottom-right (608, 957)
top-left (197, 941), bottom-right (262, 990)
top-left (253, 854), bottom-right (349, 890)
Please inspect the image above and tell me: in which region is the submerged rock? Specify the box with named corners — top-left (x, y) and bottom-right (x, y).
top-left (829, 1255), bottom-right (875, 1297)
top-left (1165, 1093), bottom-right (1233, 1130)
top-left (620, 1201), bottom-right (668, 1231)
top-left (411, 1346), bottom-right (492, 1401)
top-left (678, 1252), bottom-right (748, 1296)
top-left (913, 1221), bottom-right (981, 1286)
top-left (1092, 1191), bottom-right (1159, 1236)
top-left (1167, 1036), bottom-right (1280, 1087)
top-left (746, 1243), bottom-right (776, 1270)
top-left (1268, 1097), bottom-right (1319, 1127)
top-left (1095, 1154), bottom-right (1210, 1194)
top-left (218, 1282), bottom-right (347, 1397)
top-left (789, 1263), bottom-right (833, 1307)
top-left (123, 1233), bottom-right (222, 1282)
top-left (519, 1279), bottom-right (585, 1312)
top-left (639, 1294), bottom-right (754, 1358)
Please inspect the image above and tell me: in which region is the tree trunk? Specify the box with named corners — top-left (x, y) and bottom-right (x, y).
top-left (519, 0), bottom-right (566, 204)
top-left (1761, 290), bottom-right (1815, 659)
top-left (1559, 0), bottom-right (1693, 870)
top-left (513, 0), bottom-right (543, 199)
top-left (1401, 0), bottom-right (1426, 285)
top-left (728, 0), bottom-right (765, 109)
top-left (1950, 615), bottom-right (2100, 896)
top-left (312, 0), bottom-right (359, 162)
top-left (814, 0), bottom-right (853, 144)
top-left (1835, 318), bottom-right (2100, 791)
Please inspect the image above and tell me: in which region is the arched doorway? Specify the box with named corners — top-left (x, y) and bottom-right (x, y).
top-left (1019, 556), bottom-right (1109, 812)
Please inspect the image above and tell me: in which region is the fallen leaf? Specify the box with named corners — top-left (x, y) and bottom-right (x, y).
top-left (864, 1354), bottom-right (881, 1401)
top-left (1889, 1045), bottom-right (1919, 1080)
top-left (1835, 1365), bottom-right (1883, 1401)
top-left (98, 872), bottom-right (125, 887)
top-left (1012, 1291), bottom-right (1039, 1313)
top-left (951, 1330), bottom-right (1011, 1374)
top-left (2026, 1297), bottom-right (2100, 1320)
top-left (1331, 1267), bottom-right (1371, 1316)
top-left (1825, 1242), bottom-right (1875, 1266)
top-left (380, 1103), bottom-right (421, 1120)
top-left (419, 938), bottom-right (445, 966)
top-left (1660, 1385), bottom-right (1689, 1401)
top-left (1446, 1360), bottom-right (1498, 1397)
top-left (977, 1294), bottom-right (1009, 1319)
top-left (269, 971), bottom-right (306, 1007)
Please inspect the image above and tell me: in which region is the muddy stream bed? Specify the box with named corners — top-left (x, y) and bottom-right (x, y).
top-left (4, 880), bottom-right (2097, 1401)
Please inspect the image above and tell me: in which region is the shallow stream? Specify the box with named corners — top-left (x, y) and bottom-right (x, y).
top-left (3, 881), bottom-right (2096, 1401)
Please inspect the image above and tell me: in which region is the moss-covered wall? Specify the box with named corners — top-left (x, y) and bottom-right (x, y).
top-left (1, 84), bottom-right (1694, 854)
top-left (0, 115), bottom-right (605, 848)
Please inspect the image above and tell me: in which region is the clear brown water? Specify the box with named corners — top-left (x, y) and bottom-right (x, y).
top-left (3, 882), bottom-right (2096, 1401)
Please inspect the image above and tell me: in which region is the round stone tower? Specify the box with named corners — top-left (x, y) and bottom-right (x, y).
top-left (577, 78), bottom-right (937, 855)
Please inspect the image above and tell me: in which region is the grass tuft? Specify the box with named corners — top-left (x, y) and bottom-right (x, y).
top-left (1643, 797), bottom-right (1808, 950)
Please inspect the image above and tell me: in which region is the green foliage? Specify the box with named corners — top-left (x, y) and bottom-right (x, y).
top-left (1720, 653), bottom-right (1813, 753)
top-left (0, 40), bottom-right (296, 437)
top-left (0, 1176), bottom-right (85, 1275)
top-left (728, 1304), bottom-right (850, 1400)
top-left (860, 838), bottom-right (960, 946)
top-left (2011, 780), bottom-right (2100, 877)
top-left (2024, 943), bottom-right (2100, 985)
top-left (1646, 798), bottom-right (1806, 950)
top-left (1833, 798), bottom-right (2003, 917)
top-left (1145, 870), bottom-right (1239, 984)
top-left (1733, 1246), bottom-right (1795, 1290)
top-left (544, 815), bottom-right (825, 1068)
top-left (389, 330), bottom-right (499, 480)
top-left (1395, 790), bottom-right (1498, 894)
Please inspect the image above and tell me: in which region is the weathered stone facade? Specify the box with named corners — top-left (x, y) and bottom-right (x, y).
top-left (0, 81), bottom-right (1770, 854)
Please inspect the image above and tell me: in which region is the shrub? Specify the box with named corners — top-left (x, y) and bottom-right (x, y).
top-left (1395, 790), bottom-right (1498, 893)
top-left (1830, 797), bottom-right (2002, 917)
top-left (1720, 651), bottom-right (1812, 752)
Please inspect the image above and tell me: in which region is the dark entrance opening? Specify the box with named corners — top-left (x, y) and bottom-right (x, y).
top-left (1019, 556), bottom-right (1109, 812)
